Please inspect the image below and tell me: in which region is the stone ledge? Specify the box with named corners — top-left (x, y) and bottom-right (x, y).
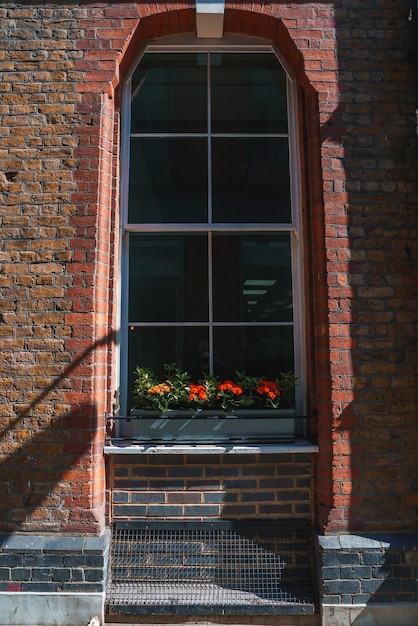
top-left (0, 529), bottom-right (110, 554)
top-left (318, 533), bottom-right (418, 551)
top-left (104, 442), bottom-right (319, 455)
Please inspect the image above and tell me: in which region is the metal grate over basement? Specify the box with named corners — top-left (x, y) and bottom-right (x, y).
top-left (106, 520), bottom-right (317, 616)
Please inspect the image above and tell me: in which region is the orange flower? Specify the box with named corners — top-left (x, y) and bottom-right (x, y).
top-left (256, 380), bottom-right (280, 400)
top-left (217, 380), bottom-right (243, 396)
top-left (147, 383), bottom-right (171, 396)
top-left (189, 384), bottom-right (207, 402)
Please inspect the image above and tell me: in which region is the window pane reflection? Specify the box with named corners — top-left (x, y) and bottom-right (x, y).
top-left (213, 234), bottom-right (293, 322)
top-left (213, 326), bottom-right (294, 380)
top-left (131, 53), bottom-right (207, 133)
top-left (211, 53), bottom-right (287, 134)
top-left (129, 234), bottom-right (208, 322)
top-left (127, 326), bottom-right (209, 410)
top-left (212, 138), bottom-right (291, 223)
top-left (127, 324), bottom-right (294, 410)
top-left (128, 137), bottom-right (208, 223)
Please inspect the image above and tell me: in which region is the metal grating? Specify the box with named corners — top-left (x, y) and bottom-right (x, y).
top-left (106, 521), bottom-right (317, 615)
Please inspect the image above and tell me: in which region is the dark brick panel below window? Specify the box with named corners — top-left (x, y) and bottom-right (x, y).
top-left (109, 453), bottom-right (314, 521)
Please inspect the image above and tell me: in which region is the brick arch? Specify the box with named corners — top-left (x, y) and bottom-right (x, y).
top-left (114, 6), bottom-right (311, 94)
top-left (223, 9), bottom-right (310, 92)
top-left (116, 8), bottom-right (196, 90)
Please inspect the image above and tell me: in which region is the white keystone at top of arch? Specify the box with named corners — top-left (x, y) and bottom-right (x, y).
top-left (195, 0), bottom-right (225, 38)
top-left (196, 0), bottom-right (225, 14)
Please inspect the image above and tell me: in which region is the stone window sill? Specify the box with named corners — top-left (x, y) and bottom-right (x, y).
top-left (104, 441), bottom-right (319, 455)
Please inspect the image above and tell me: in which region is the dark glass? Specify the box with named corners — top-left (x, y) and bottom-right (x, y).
top-left (127, 324), bottom-right (294, 409)
top-left (127, 326), bottom-right (209, 410)
top-left (211, 53), bottom-right (287, 134)
top-left (213, 326), bottom-right (294, 380)
top-left (212, 234), bottom-right (293, 322)
top-left (128, 137), bottom-right (208, 223)
top-left (129, 234), bottom-right (208, 322)
top-left (125, 52), bottom-right (296, 416)
top-left (131, 53), bottom-right (207, 133)
top-left (212, 137), bottom-right (291, 223)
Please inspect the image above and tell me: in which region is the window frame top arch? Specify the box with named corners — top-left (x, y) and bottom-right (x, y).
top-left (118, 36), bottom-right (307, 427)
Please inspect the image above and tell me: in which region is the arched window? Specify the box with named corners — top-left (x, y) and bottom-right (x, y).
top-left (120, 40), bottom-right (305, 441)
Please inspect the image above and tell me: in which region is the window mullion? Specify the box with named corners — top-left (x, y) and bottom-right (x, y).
top-left (207, 53), bottom-right (214, 374)
top-left (207, 51), bottom-right (213, 225)
top-left (208, 230), bottom-right (214, 375)
top-left (120, 233), bottom-right (130, 416)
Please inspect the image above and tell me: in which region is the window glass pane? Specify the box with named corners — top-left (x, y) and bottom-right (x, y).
top-left (128, 137), bottom-right (208, 223)
top-left (212, 137), bottom-right (291, 223)
top-left (123, 49), bottom-right (300, 423)
top-left (211, 53), bottom-right (287, 134)
top-left (129, 234), bottom-right (208, 322)
top-left (213, 234), bottom-right (293, 322)
top-left (127, 326), bottom-right (209, 410)
top-left (127, 325), bottom-right (294, 411)
top-left (131, 53), bottom-right (207, 133)
top-left (214, 326), bottom-right (294, 379)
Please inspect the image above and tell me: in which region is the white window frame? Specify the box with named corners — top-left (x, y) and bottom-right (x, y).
top-left (118, 36), bottom-right (306, 422)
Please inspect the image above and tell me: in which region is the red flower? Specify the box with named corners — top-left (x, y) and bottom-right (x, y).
top-left (189, 384), bottom-right (207, 402)
top-left (217, 380), bottom-right (243, 396)
top-left (256, 380), bottom-right (280, 400)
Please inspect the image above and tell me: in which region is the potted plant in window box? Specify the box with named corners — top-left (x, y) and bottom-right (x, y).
top-left (129, 364), bottom-right (298, 443)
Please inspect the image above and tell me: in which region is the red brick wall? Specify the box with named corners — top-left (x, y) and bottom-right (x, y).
top-left (0, 1), bottom-right (417, 535)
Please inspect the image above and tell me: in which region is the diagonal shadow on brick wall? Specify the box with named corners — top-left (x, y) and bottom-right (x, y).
top-left (0, 331), bottom-right (115, 535)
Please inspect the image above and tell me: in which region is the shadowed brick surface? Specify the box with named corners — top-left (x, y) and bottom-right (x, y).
top-left (317, 533), bottom-right (418, 605)
top-left (0, 530), bottom-right (110, 592)
top-left (109, 453), bottom-right (314, 520)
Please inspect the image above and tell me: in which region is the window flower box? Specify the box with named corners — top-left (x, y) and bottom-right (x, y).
top-left (126, 364), bottom-right (298, 443)
top-left (128, 407), bottom-right (296, 443)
